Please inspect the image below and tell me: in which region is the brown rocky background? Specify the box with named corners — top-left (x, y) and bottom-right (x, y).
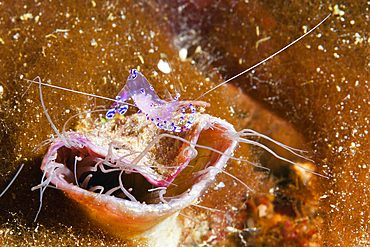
top-left (0, 0), bottom-right (369, 246)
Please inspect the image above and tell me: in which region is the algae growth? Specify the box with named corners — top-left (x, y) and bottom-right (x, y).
top-left (0, 0), bottom-right (368, 246)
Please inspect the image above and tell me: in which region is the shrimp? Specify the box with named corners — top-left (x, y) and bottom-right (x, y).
top-left (105, 9), bottom-right (329, 132)
top-left (23, 13), bottom-right (330, 134)
top-left (106, 69), bottom-right (210, 132)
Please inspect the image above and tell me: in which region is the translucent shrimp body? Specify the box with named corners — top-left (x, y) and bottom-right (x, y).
top-left (106, 69), bottom-right (201, 132)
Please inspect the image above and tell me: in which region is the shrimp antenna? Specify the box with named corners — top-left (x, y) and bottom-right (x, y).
top-left (195, 13), bottom-right (331, 100)
top-left (0, 164), bottom-right (24, 198)
top-left (23, 78), bottom-right (136, 107)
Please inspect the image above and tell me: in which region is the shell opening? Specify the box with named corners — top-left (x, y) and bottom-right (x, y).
top-left (38, 122), bottom-right (236, 205)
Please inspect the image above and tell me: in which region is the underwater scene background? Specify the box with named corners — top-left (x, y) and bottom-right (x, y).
top-left (0, 0), bottom-right (369, 246)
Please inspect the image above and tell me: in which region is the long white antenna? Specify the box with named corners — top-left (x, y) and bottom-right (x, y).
top-left (195, 13), bottom-right (331, 100)
top-left (0, 164), bottom-right (24, 197)
top-left (23, 78), bottom-right (128, 104)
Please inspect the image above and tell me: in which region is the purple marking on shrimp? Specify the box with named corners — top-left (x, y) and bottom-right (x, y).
top-left (106, 69), bottom-right (202, 132)
top-left (106, 108), bottom-right (116, 119)
top-left (118, 105), bottom-right (128, 115)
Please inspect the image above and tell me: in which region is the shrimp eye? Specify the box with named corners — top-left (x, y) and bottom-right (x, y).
top-left (140, 88), bottom-right (145, 94)
top-left (130, 69), bottom-right (138, 79)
